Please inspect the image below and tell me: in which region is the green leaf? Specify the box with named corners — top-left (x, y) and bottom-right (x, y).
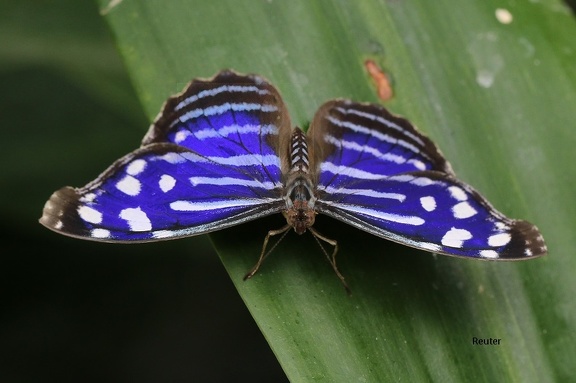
top-left (97, 0), bottom-right (576, 381)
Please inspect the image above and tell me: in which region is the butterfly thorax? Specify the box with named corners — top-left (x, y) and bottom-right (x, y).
top-left (282, 128), bottom-right (317, 235)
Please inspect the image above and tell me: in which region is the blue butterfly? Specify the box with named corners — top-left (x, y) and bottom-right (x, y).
top-left (40, 70), bottom-right (547, 286)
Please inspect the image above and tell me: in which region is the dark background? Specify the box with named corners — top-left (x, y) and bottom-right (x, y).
top-left (1, 1), bottom-right (287, 381)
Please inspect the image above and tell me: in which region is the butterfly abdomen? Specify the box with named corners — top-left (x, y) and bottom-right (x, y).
top-left (282, 128), bottom-right (317, 234)
top-left (288, 128), bottom-right (310, 173)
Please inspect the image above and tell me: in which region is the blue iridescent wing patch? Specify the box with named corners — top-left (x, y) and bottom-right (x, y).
top-left (40, 71), bottom-right (289, 241)
top-left (41, 70), bottom-right (546, 262)
top-left (309, 100), bottom-right (546, 259)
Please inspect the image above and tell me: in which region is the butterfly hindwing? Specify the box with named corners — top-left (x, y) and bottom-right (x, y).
top-left (40, 71), bottom-right (290, 242)
top-left (310, 100), bottom-right (546, 259)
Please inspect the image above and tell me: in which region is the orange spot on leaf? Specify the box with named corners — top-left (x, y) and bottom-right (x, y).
top-left (365, 59), bottom-right (393, 101)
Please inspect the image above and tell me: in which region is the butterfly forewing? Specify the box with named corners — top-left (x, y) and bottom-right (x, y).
top-left (40, 71), bottom-right (290, 242)
top-left (308, 100), bottom-right (454, 185)
top-left (310, 100), bottom-right (546, 259)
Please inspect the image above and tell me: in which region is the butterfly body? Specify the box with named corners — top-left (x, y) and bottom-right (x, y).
top-left (282, 128), bottom-right (317, 235)
top-left (40, 70), bottom-right (546, 265)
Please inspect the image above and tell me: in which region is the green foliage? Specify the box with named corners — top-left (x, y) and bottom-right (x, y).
top-left (98, 0), bottom-right (576, 381)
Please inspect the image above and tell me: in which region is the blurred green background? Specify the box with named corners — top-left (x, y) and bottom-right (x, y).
top-left (3, 1), bottom-right (576, 382)
top-left (0, 1), bottom-right (287, 381)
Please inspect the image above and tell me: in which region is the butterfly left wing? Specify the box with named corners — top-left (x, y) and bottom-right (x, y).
top-left (40, 70), bottom-right (289, 242)
top-left (308, 100), bottom-right (547, 259)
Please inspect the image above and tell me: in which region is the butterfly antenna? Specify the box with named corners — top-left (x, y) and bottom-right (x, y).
top-left (244, 224), bottom-right (291, 280)
top-left (309, 227), bottom-right (351, 294)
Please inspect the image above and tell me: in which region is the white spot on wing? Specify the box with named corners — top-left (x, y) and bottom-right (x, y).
top-left (420, 196), bottom-right (436, 212)
top-left (488, 232), bottom-right (511, 247)
top-left (116, 176), bottom-right (141, 196)
top-left (159, 175), bottom-right (176, 192)
top-left (452, 201), bottom-right (477, 219)
top-left (119, 207), bottom-right (152, 231)
top-left (78, 206), bottom-right (102, 224)
top-left (448, 186), bottom-right (468, 201)
top-left (80, 193), bottom-right (97, 203)
top-left (408, 159), bottom-right (427, 170)
top-left (441, 227), bottom-right (472, 248)
top-left (158, 152), bottom-right (185, 164)
top-left (411, 177), bottom-right (435, 187)
top-left (174, 130), bottom-right (191, 143)
top-left (92, 228), bottom-right (111, 238)
top-left (126, 159), bottom-right (146, 175)
top-left (480, 250), bottom-right (499, 259)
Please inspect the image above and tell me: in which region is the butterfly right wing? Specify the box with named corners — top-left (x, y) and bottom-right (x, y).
top-left (308, 100), bottom-right (546, 259)
top-left (40, 70), bottom-right (291, 242)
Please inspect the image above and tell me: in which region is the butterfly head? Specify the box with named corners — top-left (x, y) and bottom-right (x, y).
top-left (283, 174), bottom-right (317, 235)
top-left (283, 200), bottom-right (316, 235)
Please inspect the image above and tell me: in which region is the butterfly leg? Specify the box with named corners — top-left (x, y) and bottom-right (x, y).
top-left (308, 228), bottom-right (350, 294)
top-left (243, 224), bottom-right (292, 281)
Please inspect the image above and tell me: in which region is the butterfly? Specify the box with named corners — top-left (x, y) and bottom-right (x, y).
top-left (40, 69), bottom-right (547, 288)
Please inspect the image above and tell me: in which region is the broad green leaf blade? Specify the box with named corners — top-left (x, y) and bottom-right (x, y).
top-left (98, 0), bottom-right (576, 381)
